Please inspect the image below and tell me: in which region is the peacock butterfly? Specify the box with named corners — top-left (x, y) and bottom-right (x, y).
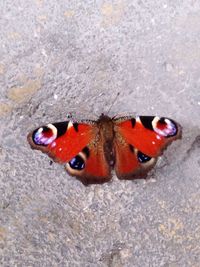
top-left (27, 114), bottom-right (182, 185)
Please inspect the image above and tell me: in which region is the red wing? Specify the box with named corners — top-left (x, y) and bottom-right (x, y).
top-left (114, 116), bottom-right (181, 179)
top-left (114, 116), bottom-right (182, 157)
top-left (27, 121), bottom-right (96, 163)
top-left (27, 120), bottom-right (111, 184)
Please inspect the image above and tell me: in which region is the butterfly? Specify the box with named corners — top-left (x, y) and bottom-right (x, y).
top-left (27, 114), bottom-right (182, 185)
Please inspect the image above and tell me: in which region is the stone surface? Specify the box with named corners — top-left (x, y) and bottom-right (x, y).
top-left (0, 1), bottom-right (200, 266)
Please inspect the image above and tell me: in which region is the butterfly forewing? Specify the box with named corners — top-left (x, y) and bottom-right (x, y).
top-left (27, 121), bottom-right (95, 162)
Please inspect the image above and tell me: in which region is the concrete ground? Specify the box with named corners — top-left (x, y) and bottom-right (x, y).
top-left (0, 1), bottom-right (200, 266)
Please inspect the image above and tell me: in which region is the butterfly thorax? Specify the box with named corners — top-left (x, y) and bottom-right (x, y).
top-left (97, 114), bottom-right (115, 140)
top-left (97, 114), bottom-right (115, 167)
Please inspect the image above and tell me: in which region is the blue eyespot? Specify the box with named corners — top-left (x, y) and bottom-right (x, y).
top-left (137, 151), bottom-right (152, 163)
top-left (69, 155), bottom-right (85, 170)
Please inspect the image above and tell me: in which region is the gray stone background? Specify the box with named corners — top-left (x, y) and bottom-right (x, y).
top-left (0, 0), bottom-right (200, 266)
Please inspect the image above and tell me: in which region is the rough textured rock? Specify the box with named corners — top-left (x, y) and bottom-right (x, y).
top-left (0, 1), bottom-right (200, 266)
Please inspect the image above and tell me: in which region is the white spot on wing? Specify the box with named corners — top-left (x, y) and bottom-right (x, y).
top-left (136, 116), bottom-right (141, 123)
top-left (152, 116), bottom-right (160, 129)
top-left (68, 121), bottom-right (74, 129)
top-left (38, 127), bottom-right (43, 134)
top-left (47, 124), bottom-right (57, 137)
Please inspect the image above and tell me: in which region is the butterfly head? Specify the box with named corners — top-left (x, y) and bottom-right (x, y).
top-left (98, 113), bottom-right (112, 122)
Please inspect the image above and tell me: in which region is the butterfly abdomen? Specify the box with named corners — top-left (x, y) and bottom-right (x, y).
top-left (104, 140), bottom-right (115, 167)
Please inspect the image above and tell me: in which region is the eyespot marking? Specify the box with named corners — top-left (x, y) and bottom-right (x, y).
top-left (137, 151), bottom-right (152, 163)
top-left (65, 151), bottom-right (87, 175)
top-left (32, 124), bottom-right (57, 146)
top-left (153, 117), bottom-right (178, 137)
top-left (68, 155), bottom-right (85, 170)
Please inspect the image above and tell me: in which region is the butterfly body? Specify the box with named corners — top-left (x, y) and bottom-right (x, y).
top-left (95, 114), bottom-right (116, 167)
top-left (28, 114), bottom-right (182, 185)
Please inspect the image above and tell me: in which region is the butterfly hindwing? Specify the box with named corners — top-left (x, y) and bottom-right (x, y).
top-left (114, 138), bottom-right (157, 179)
top-left (65, 143), bottom-right (111, 185)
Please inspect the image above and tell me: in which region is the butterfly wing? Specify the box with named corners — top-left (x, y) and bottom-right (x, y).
top-left (27, 121), bottom-right (94, 163)
top-left (27, 120), bottom-right (111, 184)
top-left (65, 142), bottom-right (112, 185)
top-left (113, 116), bottom-right (182, 179)
top-left (114, 139), bottom-right (157, 179)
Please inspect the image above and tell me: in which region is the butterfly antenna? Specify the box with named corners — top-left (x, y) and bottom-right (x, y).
top-left (107, 92), bottom-right (120, 115)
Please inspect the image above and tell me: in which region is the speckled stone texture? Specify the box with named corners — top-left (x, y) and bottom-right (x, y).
top-left (0, 1), bottom-right (200, 266)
